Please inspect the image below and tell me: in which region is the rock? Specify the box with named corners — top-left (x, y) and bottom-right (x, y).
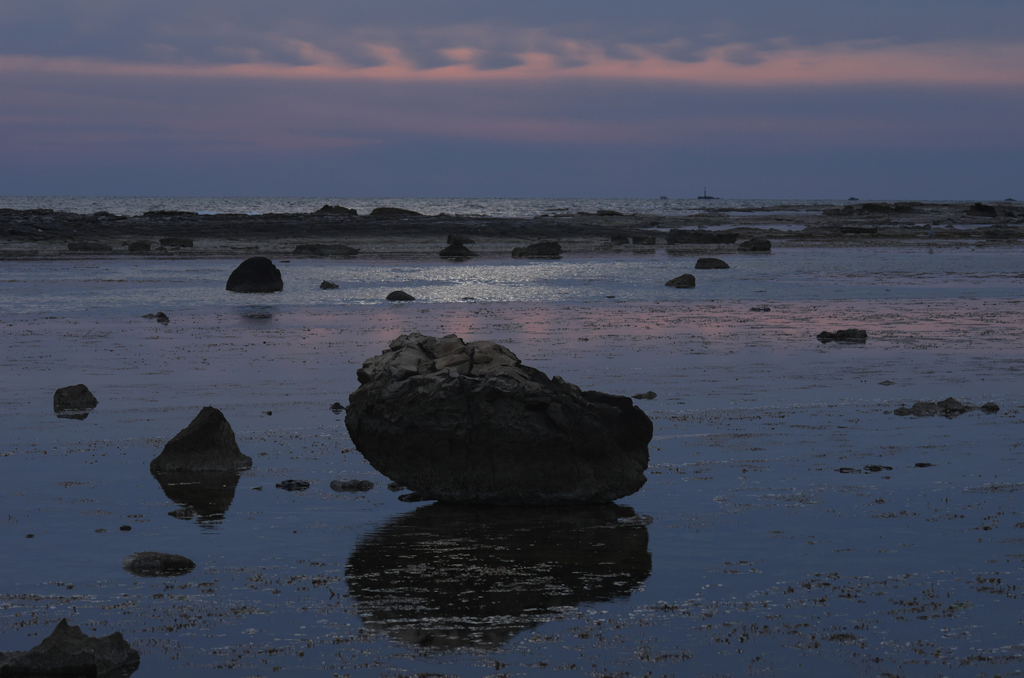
top-left (122, 551), bottom-right (196, 577)
top-left (631, 236), bottom-right (656, 246)
top-left (749, 305), bottom-right (770, 312)
top-left (316, 204), bottom-right (357, 215)
top-left (597, 210), bottom-right (624, 216)
top-left (665, 274), bottom-right (696, 288)
top-left (695, 257), bottom-right (729, 269)
top-left (128, 240), bottom-right (151, 253)
top-left (53, 384), bottom-right (98, 418)
top-left (512, 241), bottom-right (562, 258)
top-left (168, 507), bottom-right (196, 520)
top-left (609, 235), bottom-right (630, 245)
top-left (293, 244), bottom-right (359, 256)
top-left (330, 402), bottom-right (345, 413)
top-left (738, 238), bottom-right (771, 252)
top-left (320, 280), bottom-right (339, 289)
top-left (142, 311), bottom-right (169, 324)
top-left (345, 333), bottom-right (652, 505)
top-left (387, 482), bottom-right (405, 492)
top-left (159, 237), bottom-right (193, 247)
top-left (225, 256), bottom-right (283, 293)
top-left (386, 290), bottom-right (415, 301)
top-left (817, 329), bottom-right (867, 343)
top-left (150, 406), bottom-right (253, 472)
top-left (371, 207), bottom-right (422, 216)
top-left (330, 479), bottom-right (374, 492)
top-left (967, 203), bottom-right (997, 217)
top-left (398, 492), bottom-right (425, 502)
top-left (439, 242), bottom-right (477, 258)
top-left (276, 479), bottom-right (310, 491)
top-left (632, 391), bottom-right (657, 400)
top-left (893, 398), bottom-right (999, 418)
top-left (878, 380), bottom-right (895, 386)
top-left (447, 234), bottom-right (475, 245)
top-left (0, 619), bottom-right (140, 677)
top-left (67, 241), bottom-right (113, 252)
top-left (666, 230), bottom-right (737, 244)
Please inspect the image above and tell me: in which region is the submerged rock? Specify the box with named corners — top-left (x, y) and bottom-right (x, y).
top-left (386, 290), bottom-right (415, 301)
top-left (695, 257), bottom-right (729, 269)
top-left (122, 551), bottom-right (196, 577)
top-left (345, 333), bottom-right (652, 505)
top-left (225, 256), bottom-right (283, 293)
top-left (53, 384), bottom-right (98, 419)
top-left (0, 619), bottom-right (140, 677)
top-left (665, 274), bottom-right (696, 288)
top-left (150, 406), bottom-right (252, 473)
top-left (893, 398), bottom-right (999, 418)
top-left (371, 206), bottom-right (422, 217)
top-left (512, 241), bottom-right (562, 258)
top-left (817, 329), bottom-right (868, 343)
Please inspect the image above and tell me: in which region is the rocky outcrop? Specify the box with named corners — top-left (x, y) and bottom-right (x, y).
top-left (53, 384), bottom-right (98, 418)
top-left (293, 244), bottom-right (359, 256)
top-left (817, 329), bottom-right (868, 343)
top-left (150, 406), bottom-right (252, 472)
top-left (371, 207), bottom-right (421, 216)
top-left (695, 257), bottom-right (729, 269)
top-left (893, 398), bottom-right (999, 418)
top-left (511, 241), bottom-right (562, 258)
top-left (345, 333), bottom-right (652, 505)
top-left (738, 238), bottom-right (771, 252)
top-left (386, 290), bottom-right (415, 301)
top-left (666, 230), bottom-right (737, 244)
top-left (439, 242), bottom-right (477, 258)
top-left (122, 551), bottom-right (196, 577)
top-left (0, 619), bottom-right (140, 677)
top-left (316, 204), bottom-right (357, 215)
top-left (665, 274), bottom-right (695, 288)
top-left (225, 256), bottom-right (283, 293)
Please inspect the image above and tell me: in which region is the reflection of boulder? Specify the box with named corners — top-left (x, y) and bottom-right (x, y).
top-left (153, 470), bottom-right (241, 525)
top-left (345, 503), bottom-right (651, 648)
top-left (0, 619), bottom-right (140, 677)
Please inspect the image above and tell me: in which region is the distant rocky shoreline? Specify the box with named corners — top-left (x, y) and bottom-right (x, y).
top-left (1, 201), bottom-right (1020, 259)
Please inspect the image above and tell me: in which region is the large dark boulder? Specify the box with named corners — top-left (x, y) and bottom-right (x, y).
top-left (439, 242), bottom-right (478, 258)
top-left (122, 551), bottom-right (196, 577)
top-left (53, 384), bottom-right (98, 414)
top-left (737, 238), bottom-right (771, 252)
top-left (150, 406), bottom-right (252, 472)
top-left (226, 256), bottom-right (283, 293)
top-left (817, 329), bottom-right (868, 343)
top-left (512, 241), bottom-right (562, 258)
top-left (665, 274), bottom-right (696, 288)
top-left (345, 333), bottom-right (652, 505)
top-left (386, 290), bottom-right (415, 301)
top-left (695, 257), bottom-right (729, 269)
top-left (666, 230), bottom-right (737, 244)
top-left (0, 619), bottom-right (140, 677)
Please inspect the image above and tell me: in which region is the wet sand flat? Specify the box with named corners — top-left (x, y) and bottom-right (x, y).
top-left (1, 251), bottom-right (1023, 676)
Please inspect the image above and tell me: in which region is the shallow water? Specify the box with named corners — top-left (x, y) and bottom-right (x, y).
top-left (1, 248), bottom-right (1023, 676)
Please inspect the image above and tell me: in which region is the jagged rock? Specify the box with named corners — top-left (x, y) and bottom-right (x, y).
top-left (67, 241), bottom-right (113, 252)
top-left (665, 274), bottom-right (696, 288)
top-left (386, 290), bottom-right (415, 301)
top-left (159, 237), bottom-right (193, 247)
top-left (695, 257), bottom-right (729, 269)
top-left (666, 230), bottom-right (737, 244)
top-left (0, 619), bottom-right (140, 676)
top-left (345, 333), bottom-right (652, 505)
top-left (631, 236), bottom-right (656, 246)
top-left (316, 204), bottom-right (357, 215)
top-left (150, 406), bottom-right (252, 472)
top-left (817, 329), bottom-right (868, 343)
top-left (330, 479), bottom-right (374, 492)
top-left (320, 280), bottom-right (339, 289)
top-left (225, 256), bottom-right (283, 293)
top-left (738, 238), bottom-right (771, 252)
top-left (122, 551), bottom-right (196, 577)
top-left (512, 241), bottom-right (562, 258)
top-left (293, 244), bottom-right (359, 256)
top-left (276, 479), bottom-right (310, 491)
top-left (371, 207), bottom-right (421, 216)
top-left (439, 242), bottom-right (477, 258)
top-left (893, 398), bottom-right (999, 418)
top-left (53, 384), bottom-right (98, 416)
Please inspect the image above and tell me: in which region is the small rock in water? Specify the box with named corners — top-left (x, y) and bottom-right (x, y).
top-left (151, 406), bottom-right (253, 472)
top-left (330, 479), bottom-right (374, 492)
top-left (878, 380), bottom-right (895, 386)
top-left (25, 534), bottom-right (34, 538)
top-left (695, 257), bottom-right (729, 269)
top-left (633, 391), bottom-right (657, 400)
top-left (53, 384), bottom-right (98, 417)
top-left (168, 507), bottom-right (196, 520)
top-left (330, 402), bottom-right (345, 413)
top-left (665, 274), bottom-right (696, 288)
top-left (264, 410), bottom-right (272, 416)
top-left (276, 479), bottom-right (310, 491)
top-left (749, 305), bottom-right (771, 312)
top-left (738, 238), bottom-right (771, 252)
top-left (123, 551), bottom-right (196, 577)
top-left (225, 256), bottom-right (283, 293)
top-left (817, 329), bottom-right (868, 343)
top-left (0, 619), bottom-right (140, 677)
top-left (894, 398), bottom-right (998, 418)
top-left (386, 290), bottom-right (415, 301)
top-left (439, 242), bottom-right (477, 258)
top-left (320, 280), bottom-right (339, 290)
top-left (914, 462), bottom-right (935, 468)
top-left (141, 311), bottom-right (169, 324)
top-left (511, 241), bottom-right (562, 258)
top-left (95, 528), bottom-right (107, 533)
top-left (119, 525), bottom-right (131, 531)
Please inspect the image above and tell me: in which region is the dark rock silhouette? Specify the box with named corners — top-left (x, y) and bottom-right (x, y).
top-left (150, 406), bottom-right (252, 473)
top-left (293, 244), bottom-right (359, 256)
top-left (225, 256), bottom-right (283, 293)
top-left (345, 333), bottom-right (652, 505)
top-left (665, 274), bottom-right (696, 288)
top-left (893, 398), bottom-right (999, 418)
top-left (738, 238), bottom-right (771, 252)
top-left (0, 619), bottom-right (140, 677)
top-left (695, 257), bottom-right (729, 269)
top-left (53, 384), bottom-right (98, 420)
top-left (386, 290), bottom-right (415, 301)
top-left (153, 470), bottom-right (242, 526)
top-left (345, 503), bottom-right (651, 648)
top-left (817, 329), bottom-right (868, 343)
top-left (967, 203), bottom-right (997, 217)
top-left (512, 241), bottom-right (562, 258)
top-left (122, 552), bottom-right (196, 577)
top-left (439, 242), bottom-right (477, 258)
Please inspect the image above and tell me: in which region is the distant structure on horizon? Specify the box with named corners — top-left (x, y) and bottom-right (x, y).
top-left (697, 188), bottom-right (718, 200)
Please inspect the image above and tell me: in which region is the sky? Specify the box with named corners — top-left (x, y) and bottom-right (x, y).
top-left (0, 1), bottom-right (1022, 199)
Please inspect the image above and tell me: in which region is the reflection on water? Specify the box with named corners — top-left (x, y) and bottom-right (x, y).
top-left (152, 471), bottom-right (241, 528)
top-left (345, 503), bottom-right (652, 649)
top-left (54, 410), bottom-right (91, 420)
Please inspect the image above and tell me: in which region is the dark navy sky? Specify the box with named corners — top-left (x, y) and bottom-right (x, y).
top-left (1, 1), bottom-right (1021, 198)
